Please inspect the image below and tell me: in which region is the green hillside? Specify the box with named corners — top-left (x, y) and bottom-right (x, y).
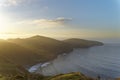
top-left (48, 72), bottom-right (94, 80)
top-left (0, 72), bottom-right (95, 80)
top-left (8, 35), bottom-right (73, 62)
top-left (0, 40), bottom-right (42, 67)
top-left (0, 35), bottom-right (103, 75)
top-left (7, 36), bottom-right (104, 66)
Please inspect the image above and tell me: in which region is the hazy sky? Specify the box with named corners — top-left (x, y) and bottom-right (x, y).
top-left (0, 0), bottom-right (119, 42)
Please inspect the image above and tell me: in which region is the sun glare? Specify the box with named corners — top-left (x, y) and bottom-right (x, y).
top-left (0, 13), bottom-right (13, 39)
top-left (0, 14), bottom-right (9, 31)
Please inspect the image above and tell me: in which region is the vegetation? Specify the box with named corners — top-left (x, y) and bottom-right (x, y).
top-left (116, 78), bottom-right (120, 80)
top-left (8, 35), bottom-right (73, 65)
top-left (0, 35), bottom-right (103, 77)
top-left (0, 72), bottom-right (95, 80)
top-left (48, 72), bottom-right (95, 80)
top-left (0, 40), bottom-right (41, 67)
top-left (0, 35), bottom-right (103, 68)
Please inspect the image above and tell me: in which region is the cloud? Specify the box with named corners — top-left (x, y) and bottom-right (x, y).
top-left (17, 17), bottom-right (72, 28)
top-left (0, 32), bottom-right (18, 34)
top-left (0, 0), bottom-right (30, 7)
top-left (6, 0), bottom-right (19, 6)
top-left (52, 17), bottom-right (72, 23)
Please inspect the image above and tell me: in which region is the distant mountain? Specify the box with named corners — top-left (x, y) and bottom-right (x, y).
top-left (1, 36), bottom-right (103, 67)
top-left (9, 35), bottom-right (73, 54)
top-left (0, 35), bottom-right (103, 75)
top-left (8, 35), bottom-right (73, 64)
top-left (63, 38), bottom-right (103, 48)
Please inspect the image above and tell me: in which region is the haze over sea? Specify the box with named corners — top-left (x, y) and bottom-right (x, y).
top-left (29, 44), bottom-right (120, 79)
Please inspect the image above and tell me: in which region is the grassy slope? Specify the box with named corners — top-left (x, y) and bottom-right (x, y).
top-left (0, 72), bottom-right (95, 80)
top-left (0, 35), bottom-right (103, 76)
top-left (0, 40), bottom-right (42, 66)
top-left (8, 35), bottom-right (73, 63)
top-left (0, 58), bottom-right (28, 76)
top-left (48, 72), bottom-right (94, 80)
top-left (7, 36), bottom-right (104, 66)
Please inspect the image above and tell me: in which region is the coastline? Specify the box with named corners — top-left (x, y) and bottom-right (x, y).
top-left (28, 44), bottom-right (120, 79)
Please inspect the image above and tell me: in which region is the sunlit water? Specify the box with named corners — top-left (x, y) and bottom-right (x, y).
top-left (29, 44), bottom-right (120, 79)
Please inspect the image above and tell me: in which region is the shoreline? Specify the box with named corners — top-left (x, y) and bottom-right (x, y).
top-left (27, 43), bottom-right (104, 69)
top-left (28, 44), bottom-right (120, 79)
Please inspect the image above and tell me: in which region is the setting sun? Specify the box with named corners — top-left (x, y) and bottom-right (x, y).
top-left (0, 13), bottom-right (10, 32)
top-left (0, 13), bottom-right (14, 39)
top-left (0, 0), bottom-right (120, 80)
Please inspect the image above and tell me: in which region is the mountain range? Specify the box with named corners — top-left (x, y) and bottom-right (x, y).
top-left (0, 35), bottom-right (103, 75)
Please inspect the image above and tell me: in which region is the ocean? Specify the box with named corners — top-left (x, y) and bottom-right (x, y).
top-left (29, 44), bottom-right (120, 79)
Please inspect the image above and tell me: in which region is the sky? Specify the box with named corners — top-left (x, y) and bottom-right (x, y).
top-left (0, 0), bottom-right (120, 43)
